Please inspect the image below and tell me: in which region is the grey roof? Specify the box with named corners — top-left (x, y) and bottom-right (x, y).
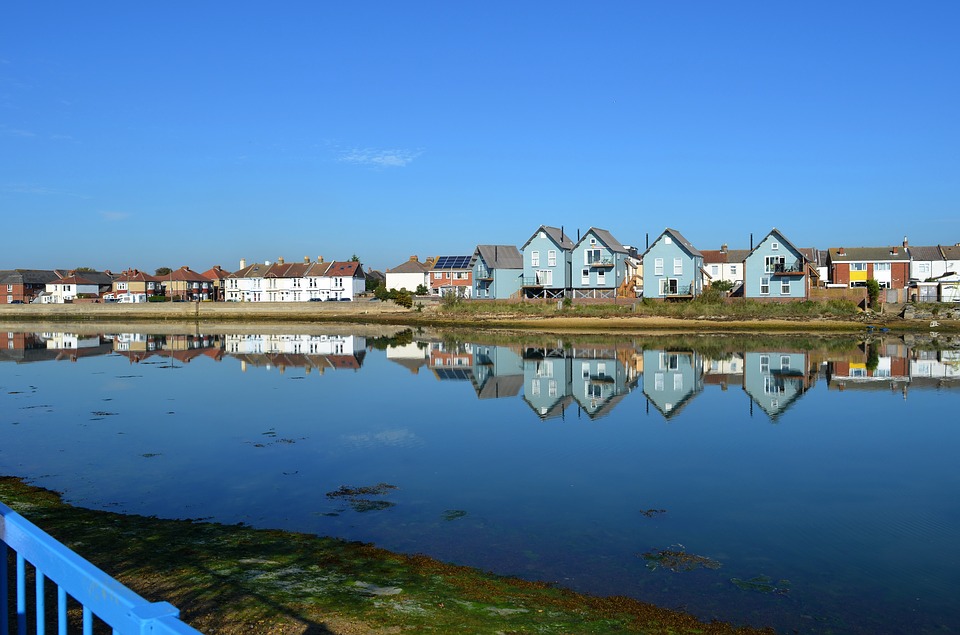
top-left (701, 248), bottom-right (750, 264)
top-left (387, 258), bottom-right (432, 274)
top-left (521, 225), bottom-right (575, 250)
top-left (578, 227), bottom-right (628, 253)
top-left (474, 245), bottom-right (523, 270)
top-left (909, 246), bottom-right (946, 261)
top-left (643, 228), bottom-right (703, 259)
top-left (473, 374), bottom-right (524, 399)
top-left (941, 245), bottom-right (960, 260)
top-left (0, 269), bottom-right (63, 285)
top-left (828, 246), bottom-right (910, 262)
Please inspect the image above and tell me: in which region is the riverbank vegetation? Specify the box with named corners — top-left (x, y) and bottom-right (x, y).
top-left (435, 291), bottom-right (863, 321)
top-left (2, 478), bottom-right (773, 635)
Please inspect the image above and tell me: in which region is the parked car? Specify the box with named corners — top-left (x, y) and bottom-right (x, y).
top-left (308, 298), bottom-right (323, 302)
top-left (9, 300), bottom-right (23, 304)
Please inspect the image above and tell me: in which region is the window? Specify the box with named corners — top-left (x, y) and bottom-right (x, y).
top-left (582, 269), bottom-right (590, 285)
top-left (655, 373), bottom-right (664, 391)
top-left (781, 279), bottom-right (790, 295)
top-left (654, 258), bottom-right (664, 276)
top-left (664, 236), bottom-right (673, 245)
top-left (673, 373), bottom-right (683, 390)
top-left (765, 256), bottom-right (785, 273)
top-left (6, 285), bottom-right (12, 292)
top-left (585, 248), bottom-right (601, 264)
top-left (918, 262), bottom-right (930, 274)
top-left (711, 265), bottom-right (719, 276)
top-left (875, 263), bottom-right (891, 271)
top-left (781, 356), bottom-right (791, 370)
top-left (434, 272), bottom-right (441, 279)
top-left (851, 263), bottom-right (867, 271)
top-left (531, 251), bottom-right (540, 267)
top-left (548, 250), bottom-right (557, 267)
top-left (730, 265), bottom-right (738, 275)
top-left (597, 269), bottom-right (605, 285)
top-left (760, 276), bottom-right (770, 295)
top-left (760, 355), bottom-right (770, 373)
top-left (771, 242), bottom-right (780, 251)
top-left (674, 258), bottom-right (682, 275)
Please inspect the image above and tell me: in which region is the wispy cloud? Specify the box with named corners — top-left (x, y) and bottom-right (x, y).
top-left (0, 183), bottom-right (87, 198)
top-left (338, 147), bottom-right (423, 168)
top-left (100, 211), bottom-right (130, 222)
top-left (0, 126), bottom-right (36, 138)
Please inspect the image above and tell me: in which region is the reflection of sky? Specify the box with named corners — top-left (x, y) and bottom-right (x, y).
top-left (2, 333), bottom-right (960, 635)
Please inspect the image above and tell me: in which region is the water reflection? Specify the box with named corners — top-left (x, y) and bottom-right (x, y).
top-left (3, 330), bottom-right (959, 416)
top-left (3, 327), bottom-right (960, 634)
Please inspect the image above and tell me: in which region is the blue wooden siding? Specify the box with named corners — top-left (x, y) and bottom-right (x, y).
top-left (743, 233), bottom-right (807, 299)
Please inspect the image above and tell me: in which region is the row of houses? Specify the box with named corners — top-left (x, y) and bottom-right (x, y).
top-left (0, 258), bottom-right (369, 304)
top-left (4, 226), bottom-right (959, 305)
top-left (386, 226), bottom-right (960, 303)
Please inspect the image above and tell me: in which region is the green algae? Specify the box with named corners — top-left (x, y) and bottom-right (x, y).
top-left (2, 477), bottom-right (774, 634)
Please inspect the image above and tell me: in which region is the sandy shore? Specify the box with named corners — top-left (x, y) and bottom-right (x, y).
top-left (0, 300), bottom-right (955, 335)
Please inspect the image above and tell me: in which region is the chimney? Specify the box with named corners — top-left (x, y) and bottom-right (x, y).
top-left (721, 243), bottom-right (728, 253)
top-left (240, 258), bottom-right (246, 269)
top-left (891, 246), bottom-right (898, 255)
top-left (318, 255), bottom-right (324, 263)
top-left (903, 236), bottom-right (909, 248)
top-left (839, 247), bottom-right (845, 256)
top-left (278, 256), bottom-right (284, 265)
top-left (409, 255), bottom-right (418, 261)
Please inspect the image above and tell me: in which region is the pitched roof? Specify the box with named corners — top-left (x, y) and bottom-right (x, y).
top-left (166, 266), bottom-right (209, 282)
top-left (643, 228), bottom-right (703, 258)
top-left (828, 246), bottom-right (910, 262)
top-left (474, 245), bottom-right (523, 270)
top-left (387, 258), bottom-right (432, 274)
top-left (908, 246), bottom-right (945, 261)
top-left (200, 266), bottom-right (232, 280)
top-left (941, 244), bottom-right (960, 260)
top-left (431, 255), bottom-right (472, 270)
top-left (323, 261), bottom-right (363, 278)
top-left (578, 227), bottom-right (627, 253)
top-left (521, 225), bottom-right (575, 250)
top-left (114, 269), bottom-right (160, 283)
top-left (700, 248), bottom-right (750, 264)
top-left (52, 274), bottom-right (98, 285)
top-left (0, 269), bottom-right (63, 285)
top-left (746, 228), bottom-right (808, 261)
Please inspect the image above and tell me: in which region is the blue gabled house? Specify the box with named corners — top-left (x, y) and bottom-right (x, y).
top-left (641, 228), bottom-right (704, 299)
top-left (520, 225), bottom-right (575, 299)
top-left (571, 227), bottom-right (629, 299)
top-left (471, 245), bottom-right (523, 299)
top-left (743, 228), bottom-right (810, 301)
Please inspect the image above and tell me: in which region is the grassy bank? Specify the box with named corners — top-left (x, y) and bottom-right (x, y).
top-left (2, 478), bottom-right (773, 635)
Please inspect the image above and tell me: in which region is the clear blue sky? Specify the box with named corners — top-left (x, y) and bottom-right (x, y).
top-left (2, 1), bottom-right (958, 274)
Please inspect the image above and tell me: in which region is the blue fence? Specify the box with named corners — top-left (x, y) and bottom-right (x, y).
top-left (1, 501), bottom-right (203, 635)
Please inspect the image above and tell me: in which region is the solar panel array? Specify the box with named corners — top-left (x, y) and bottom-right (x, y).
top-left (434, 255), bottom-right (472, 269)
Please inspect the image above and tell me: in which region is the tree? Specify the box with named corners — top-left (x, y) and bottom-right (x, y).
top-left (350, 254), bottom-right (360, 262)
top-left (415, 284), bottom-right (428, 295)
top-left (74, 266), bottom-right (96, 272)
top-left (155, 267), bottom-right (172, 276)
top-left (865, 279), bottom-right (881, 311)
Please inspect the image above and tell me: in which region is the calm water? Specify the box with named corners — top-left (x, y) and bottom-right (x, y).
top-left (2, 328), bottom-right (959, 634)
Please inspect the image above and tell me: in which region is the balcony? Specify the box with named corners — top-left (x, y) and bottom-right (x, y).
top-left (589, 258), bottom-right (614, 269)
top-left (772, 263), bottom-right (805, 276)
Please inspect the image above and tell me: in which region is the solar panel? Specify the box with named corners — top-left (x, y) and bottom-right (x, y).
top-left (435, 255), bottom-right (472, 269)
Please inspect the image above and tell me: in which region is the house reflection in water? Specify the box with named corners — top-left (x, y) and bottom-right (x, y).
top-left (523, 343), bottom-right (638, 420)
top-left (223, 334), bottom-right (366, 373)
top-left (642, 349), bottom-right (704, 419)
top-left (742, 351), bottom-right (814, 421)
top-left (112, 333), bottom-right (224, 365)
top-left (471, 345), bottom-right (524, 400)
top-left (827, 337), bottom-right (960, 395)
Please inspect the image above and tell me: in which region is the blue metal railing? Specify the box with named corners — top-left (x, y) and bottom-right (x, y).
top-left (2, 500), bottom-right (203, 635)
